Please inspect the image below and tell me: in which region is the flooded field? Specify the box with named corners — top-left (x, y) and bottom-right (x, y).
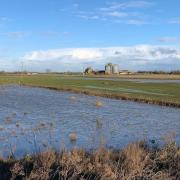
top-left (58, 76), bottom-right (180, 83)
top-left (0, 85), bottom-right (180, 157)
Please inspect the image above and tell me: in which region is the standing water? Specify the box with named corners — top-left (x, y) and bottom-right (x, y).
top-left (0, 85), bottom-right (180, 157)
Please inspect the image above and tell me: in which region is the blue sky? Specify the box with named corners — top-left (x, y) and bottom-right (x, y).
top-left (0, 0), bottom-right (180, 72)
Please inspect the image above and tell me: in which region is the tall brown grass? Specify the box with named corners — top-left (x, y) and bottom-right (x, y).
top-left (95, 100), bottom-right (104, 107)
top-left (0, 141), bottom-right (179, 180)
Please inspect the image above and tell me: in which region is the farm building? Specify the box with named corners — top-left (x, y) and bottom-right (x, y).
top-left (84, 67), bottom-right (94, 74)
top-left (105, 63), bottom-right (119, 74)
top-left (84, 63), bottom-right (121, 75)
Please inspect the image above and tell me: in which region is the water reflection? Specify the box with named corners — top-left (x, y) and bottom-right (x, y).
top-left (0, 85), bottom-right (179, 157)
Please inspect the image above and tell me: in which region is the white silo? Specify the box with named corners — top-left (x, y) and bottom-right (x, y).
top-left (105, 64), bottom-right (112, 74)
top-left (112, 64), bottom-right (119, 74)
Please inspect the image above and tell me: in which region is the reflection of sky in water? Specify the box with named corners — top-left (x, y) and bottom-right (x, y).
top-left (0, 85), bottom-right (180, 158)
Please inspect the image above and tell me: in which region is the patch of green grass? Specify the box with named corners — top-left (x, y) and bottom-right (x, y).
top-left (0, 74), bottom-right (180, 107)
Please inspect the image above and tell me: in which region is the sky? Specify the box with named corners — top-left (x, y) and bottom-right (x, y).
top-left (0, 0), bottom-right (180, 72)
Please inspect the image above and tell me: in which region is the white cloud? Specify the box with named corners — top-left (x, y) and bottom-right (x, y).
top-left (78, 15), bottom-right (100, 20)
top-left (71, 49), bottom-right (103, 60)
top-left (106, 11), bottom-right (128, 17)
top-left (100, 1), bottom-right (153, 11)
top-left (1, 46), bottom-right (180, 72)
top-left (16, 45), bottom-right (180, 72)
top-left (23, 48), bottom-right (103, 61)
top-left (78, 10), bottom-right (147, 25)
top-left (71, 1), bottom-right (152, 25)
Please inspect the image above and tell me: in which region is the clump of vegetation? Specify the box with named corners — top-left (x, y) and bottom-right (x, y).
top-left (95, 100), bottom-right (104, 107)
top-left (0, 141), bottom-right (179, 179)
top-left (4, 116), bottom-right (13, 124)
top-left (69, 132), bottom-right (77, 142)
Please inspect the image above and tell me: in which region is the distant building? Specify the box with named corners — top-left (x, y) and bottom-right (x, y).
top-left (95, 70), bottom-right (105, 75)
top-left (84, 67), bottom-right (93, 74)
top-left (119, 70), bottom-right (131, 75)
top-left (105, 63), bottom-right (112, 74)
top-left (112, 64), bottom-right (119, 74)
top-left (84, 63), bottom-right (121, 75)
top-left (105, 63), bottom-right (119, 74)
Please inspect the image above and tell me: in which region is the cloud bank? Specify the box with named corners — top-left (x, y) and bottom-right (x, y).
top-left (0, 45), bottom-right (180, 72)
top-left (22, 45), bottom-right (180, 72)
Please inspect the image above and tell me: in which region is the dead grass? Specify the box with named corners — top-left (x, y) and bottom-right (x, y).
top-left (69, 132), bottom-right (77, 142)
top-left (95, 100), bottom-right (104, 107)
top-left (0, 141), bottom-right (179, 180)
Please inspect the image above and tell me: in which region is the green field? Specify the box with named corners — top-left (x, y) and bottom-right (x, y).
top-left (0, 74), bottom-right (180, 107)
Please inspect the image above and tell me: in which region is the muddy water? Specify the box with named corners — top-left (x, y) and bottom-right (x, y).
top-left (0, 85), bottom-right (180, 157)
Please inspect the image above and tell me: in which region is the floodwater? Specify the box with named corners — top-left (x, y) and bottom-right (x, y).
top-left (58, 76), bottom-right (180, 84)
top-left (0, 85), bottom-right (180, 157)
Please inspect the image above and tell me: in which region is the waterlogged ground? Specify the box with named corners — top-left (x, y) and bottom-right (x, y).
top-left (0, 85), bottom-right (180, 157)
top-left (58, 76), bottom-right (180, 84)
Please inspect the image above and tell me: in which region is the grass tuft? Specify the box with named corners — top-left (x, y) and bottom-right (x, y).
top-left (69, 132), bottom-right (77, 142)
top-left (95, 101), bottom-right (104, 107)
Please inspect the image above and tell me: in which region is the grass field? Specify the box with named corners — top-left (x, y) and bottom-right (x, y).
top-left (85, 73), bottom-right (180, 80)
top-left (0, 74), bottom-right (180, 107)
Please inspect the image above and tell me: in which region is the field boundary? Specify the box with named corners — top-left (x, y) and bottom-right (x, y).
top-left (21, 84), bottom-right (180, 108)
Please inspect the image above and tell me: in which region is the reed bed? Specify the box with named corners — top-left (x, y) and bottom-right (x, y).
top-left (0, 141), bottom-right (179, 180)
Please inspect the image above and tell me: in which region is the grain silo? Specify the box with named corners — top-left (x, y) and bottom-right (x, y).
top-left (112, 64), bottom-right (119, 74)
top-left (105, 63), bottom-right (113, 74)
top-left (105, 64), bottom-right (111, 74)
